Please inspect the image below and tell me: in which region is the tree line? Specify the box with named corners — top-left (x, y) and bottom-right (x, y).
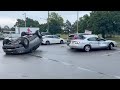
top-left (2, 11), bottom-right (120, 38)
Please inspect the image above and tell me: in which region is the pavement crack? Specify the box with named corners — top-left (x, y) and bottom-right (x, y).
top-left (28, 54), bottom-right (42, 58)
top-left (48, 59), bottom-right (59, 62)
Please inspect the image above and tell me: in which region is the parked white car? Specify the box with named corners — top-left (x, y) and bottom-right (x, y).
top-left (42, 35), bottom-right (65, 45)
top-left (69, 34), bottom-right (117, 52)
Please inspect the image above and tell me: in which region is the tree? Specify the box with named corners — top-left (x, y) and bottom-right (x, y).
top-left (4, 25), bottom-right (10, 30)
top-left (64, 20), bottom-right (72, 35)
top-left (39, 23), bottom-right (48, 32)
top-left (49, 12), bottom-right (64, 34)
top-left (11, 27), bottom-right (15, 31)
top-left (78, 14), bottom-right (91, 33)
top-left (74, 11), bottom-right (120, 38)
top-left (14, 17), bottom-right (40, 27)
top-left (0, 26), bottom-right (1, 32)
top-left (71, 14), bottom-right (91, 34)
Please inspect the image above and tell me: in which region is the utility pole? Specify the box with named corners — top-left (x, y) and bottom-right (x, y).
top-left (23, 13), bottom-right (26, 27)
top-left (77, 11), bottom-right (79, 33)
top-left (47, 11), bottom-right (49, 33)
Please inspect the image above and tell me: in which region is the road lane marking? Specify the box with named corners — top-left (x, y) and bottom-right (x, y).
top-left (77, 67), bottom-right (96, 73)
top-left (114, 76), bottom-right (120, 79)
top-left (61, 62), bottom-right (73, 66)
top-left (28, 53), bottom-right (120, 79)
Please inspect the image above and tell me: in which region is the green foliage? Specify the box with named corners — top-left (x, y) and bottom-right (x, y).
top-left (39, 23), bottom-right (48, 32)
top-left (13, 11), bottom-right (120, 37)
top-left (64, 20), bottom-right (72, 34)
top-left (49, 12), bottom-right (64, 34)
top-left (72, 11), bottom-right (120, 38)
top-left (14, 18), bottom-right (40, 27)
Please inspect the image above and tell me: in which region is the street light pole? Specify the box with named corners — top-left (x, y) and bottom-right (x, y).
top-left (47, 11), bottom-right (49, 33)
top-left (77, 11), bottom-right (79, 33)
top-left (23, 13), bottom-right (26, 27)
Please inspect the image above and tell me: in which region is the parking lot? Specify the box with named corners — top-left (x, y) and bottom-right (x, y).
top-left (0, 40), bottom-right (120, 79)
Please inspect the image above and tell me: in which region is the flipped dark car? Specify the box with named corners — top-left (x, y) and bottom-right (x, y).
top-left (2, 30), bottom-right (42, 55)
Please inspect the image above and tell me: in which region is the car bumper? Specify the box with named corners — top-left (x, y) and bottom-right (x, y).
top-left (2, 45), bottom-right (26, 54)
top-left (69, 43), bottom-right (84, 49)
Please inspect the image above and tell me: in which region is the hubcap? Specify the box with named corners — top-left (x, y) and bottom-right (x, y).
top-left (24, 39), bottom-right (28, 45)
top-left (61, 41), bottom-right (63, 44)
top-left (110, 44), bottom-right (113, 49)
top-left (85, 46), bottom-right (90, 51)
top-left (47, 41), bottom-right (49, 45)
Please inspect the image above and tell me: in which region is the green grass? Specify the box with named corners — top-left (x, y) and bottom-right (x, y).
top-left (60, 34), bottom-right (68, 39)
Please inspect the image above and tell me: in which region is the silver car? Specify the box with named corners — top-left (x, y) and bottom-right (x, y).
top-left (69, 34), bottom-right (117, 52)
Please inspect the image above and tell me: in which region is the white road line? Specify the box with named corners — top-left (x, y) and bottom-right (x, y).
top-left (61, 62), bottom-right (72, 66)
top-left (29, 53), bottom-right (120, 79)
top-left (114, 76), bottom-right (120, 79)
top-left (77, 67), bottom-right (96, 73)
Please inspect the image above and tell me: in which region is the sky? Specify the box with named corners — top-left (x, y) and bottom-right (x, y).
top-left (0, 11), bottom-right (91, 28)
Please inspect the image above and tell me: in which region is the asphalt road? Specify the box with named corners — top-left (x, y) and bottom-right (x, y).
top-left (0, 41), bottom-right (120, 79)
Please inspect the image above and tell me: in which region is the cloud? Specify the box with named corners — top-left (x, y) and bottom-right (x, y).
top-left (0, 17), bottom-right (17, 28)
top-left (0, 11), bottom-right (91, 27)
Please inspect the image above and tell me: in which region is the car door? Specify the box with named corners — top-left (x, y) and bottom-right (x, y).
top-left (98, 39), bottom-right (108, 48)
top-left (87, 37), bottom-right (99, 48)
top-left (53, 35), bottom-right (60, 43)
top-left (46, 36), bottom-right (54, 44)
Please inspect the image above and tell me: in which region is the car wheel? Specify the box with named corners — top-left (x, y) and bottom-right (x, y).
top-left (3, 39), bottom-right (10, 45)
top-left (21, 37), bottom-right (29, 48)
top-left (35, 30), bottom-right (42, 38)
top-left (46, 41), bottom-right (50, 45)
top-left (108, 43), bottom-right (114, 50)
top-left (84, 45), bottom-right (91, 52)
top-left (21, 32), bottom-right (26, 36)
top-left (60, 40), bottom-right (64, 44)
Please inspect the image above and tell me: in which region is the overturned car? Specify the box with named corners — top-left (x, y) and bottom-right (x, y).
top-left (2, 30), bottom-right (42, 54)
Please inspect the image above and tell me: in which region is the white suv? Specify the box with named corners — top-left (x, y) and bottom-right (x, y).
top-left (42, 35), bottom-right (65, 45)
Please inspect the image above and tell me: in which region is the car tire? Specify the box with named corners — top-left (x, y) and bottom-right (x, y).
top-left (35, 30), bottom-right (42, 38)
top-left (21, 37), bottom-right (29, 48)
top-left (84, 45), bottom-right (91, 52)
top-left (60, 40), bottom-right (64, 44)
top-left (21, 32), bottom-right (27, 36)
top-left (3, 39), bottom-right (10, 45)
top-left (108, 43), bottom-right (114, 50)
top-left (46, 41), bottom-right (50, 45)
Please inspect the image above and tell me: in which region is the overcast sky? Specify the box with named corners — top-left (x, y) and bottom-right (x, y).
top-left (0, 11), bottom-right (91, 28)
